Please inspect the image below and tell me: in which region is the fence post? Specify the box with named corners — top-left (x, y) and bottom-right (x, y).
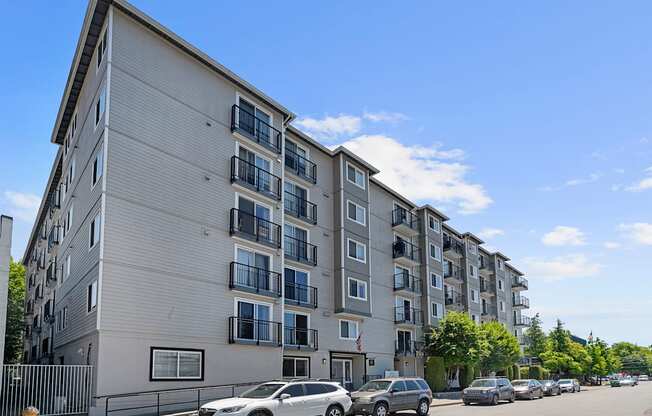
top-left (156, 392), bottom-right (160, 416)
top-left (197, 389), bottom-right (200, 412)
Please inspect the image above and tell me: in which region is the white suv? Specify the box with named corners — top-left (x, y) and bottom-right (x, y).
top-left (199, 380), bottom-right (352, 416)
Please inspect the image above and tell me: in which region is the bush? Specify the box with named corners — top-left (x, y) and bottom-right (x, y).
top-left (496, 368), bottom-right (507, 377)
top-left (507, 366), bottom-right (513, 380)
top-left (529, 365), bottom-right (544, 380)
top-left (459, 365), bottom-right (475, 389)
top-left (542, 368), bottom-right (551, 379)
top-left (519, 366), bottom-right (529, 379)
top-left (474, 366), bottom-right (481, 378)
top-left (425, 357), bottom-right (447, 392)
top-left (512, 365), bottom-right (520, 380)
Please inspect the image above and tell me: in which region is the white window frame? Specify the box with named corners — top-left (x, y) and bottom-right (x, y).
top-left (471, 289), bottom-right (479, 303)
top-left (339, 319), bottom-right (359, 340)
top-left (151, 348), bottom-right (203, 381)
top-left (428, 215), bottom-right (441, 233)
top-left (471, 314), bottom-right (480, 324)
top-left (469, 265), bottom-right (478, 279)
top-left (498, 279), bottom-right (504, 291)
top-left (96, 28), bottom-right (108, 70)
top-left (345, 162), bottom-right (366, 190)
top-left (91, 147), bottom-right (104, 189)
top-left (64, 204), bottom-right (73, 236)
top-left (89, 212), bottom-right (102, 250)
top-left (87, 280), bottom-right (98, 313)
top-left (431, 302), bottom-right (444, 319)
top-left (429, 243), bottom-right (442, 262)
top-left (499, 300), bottom-right (505, 313)
top-left (497, 259), bottom-right (504, 271)
top-left (64, 255), bottom-right (71, 282)
top-left (346, 238), bottom-right (367, 264)
top-left (347, 277), bottom-right (368, 301)
top-left (95, 85), bottom-right (106, 128)
top-left (282, 356), bottom-right (309, 379)
top-left (236, 94), bottom-right (274, 131)
top-left (346, 200), bottom-right (366, 226)
top-left (468, 243), bottom-right (477, 255)
top-left (430, 272), bottom-right (443, 290)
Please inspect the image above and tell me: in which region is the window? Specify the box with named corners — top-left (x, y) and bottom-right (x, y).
top-left (468, 243), bottom-right (477, 255)
top-left (431, 302), bottom-right (443, 318)
top-left (498, 279), bottom-right (504, 291)
top-left (339, 319), bottom-right (358, 340)
top-left (151, 348), bottom-right (203, 381)
top-left (279, 384), bottom-right (305, 397)
top-left (95, 86), bottom-right (106, 126)
top-left (497, 259), bottom-right (504, 270)
top-left (471, 314), bottom-right (480, 324)
top-left (499, 301), bottom-right (505, 313)
top-left (348, 278), bottom-right (367, 301)
top-left (347, 200), bottom-right (366, 226)
top-left (57, 307), bottom-right (68, 332)
top-left (347, 238), bottom-right (366, 263)
top-left (97, 30), bottom-right (107, 68)
top-left (471, 289), bottom-right (479, 303)
top-left (67, 158), bottom-right (76, 188)
top-left (283, 357), bottom-right (309, 378)
top-left (87, 280), bottom-right (98, 312)
top-left (64, 205), bottom-right (73, 237)
top-left (428, 215), bottom-right (441, 233)
top-left (346, 162), bottom-right (365, 189)
top-left (235, 299), bottom-right (272, 341)
top-left (89, 213), bottom-right (101, 249)
top-left (391, 381), bottom-right (407, 392)
top-left (429, 243), bottom-right (442, 262)
top-left (430, 273), bottom-right (443, 289)
top-left (405, 380), bottom-right (420, 391)
top-left (92, 148), bottom-right (104, 188)
top-left (64, 255), bottom-right (71, 282)
top-left (469, 265), bottom-right (477, 278)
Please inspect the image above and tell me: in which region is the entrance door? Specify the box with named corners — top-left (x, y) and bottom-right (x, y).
top-left (332, 359), bottom-right (353, 390)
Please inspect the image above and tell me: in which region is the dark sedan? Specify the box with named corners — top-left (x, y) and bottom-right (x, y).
top-left (512, 379), bottom-right (543, 400)
top-left (540, 380), bottom-right (562, 396)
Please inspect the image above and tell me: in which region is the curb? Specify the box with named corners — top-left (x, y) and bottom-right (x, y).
top-left (431, 401), bottom-right (463, 408)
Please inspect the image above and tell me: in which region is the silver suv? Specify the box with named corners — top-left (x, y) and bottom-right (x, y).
top-left (349, 377), bottom-right (432, 416)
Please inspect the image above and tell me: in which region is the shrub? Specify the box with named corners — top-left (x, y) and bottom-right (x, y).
top-left (474, 366), bottom-right (481, 378)
top-left (529, 365), bottom-right (544, 380)
top-left (507, 366), bottom-right (513, 380)
top-left (459, 365), bottom-right (475, 389)
top-left (512, 365), bottom-right (520, 380)
top-left (425, 356), bottom-right (447, 392)
top-left (519, 366), bottom-right (529, 379)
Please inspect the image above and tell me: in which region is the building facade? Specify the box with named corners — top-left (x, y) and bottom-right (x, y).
top-left (21, 0), bottom-right (530, 412)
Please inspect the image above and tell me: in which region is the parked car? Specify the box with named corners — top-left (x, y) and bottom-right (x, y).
top-left (638, 375), bottom-right (649, 382)
top-left (462, 377), bottom-right (515, 406)
top-left (611, 377), bottom-right (637, 387)
top-left (540, 380), bottom-right (562, 396)
top-left (349, 377), bottom-right (432, 416)
top-left (558, 379), bottom-right (581, 393)
top-left (198, 380), bottom-right (352, 416)
top-left (512, 379), bottom-right (544, 400)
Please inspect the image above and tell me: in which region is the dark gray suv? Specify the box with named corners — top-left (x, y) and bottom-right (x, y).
top-left (349, 377), bottom-right (432, 416)
top-left (462, 377), bottom-right (515, 405)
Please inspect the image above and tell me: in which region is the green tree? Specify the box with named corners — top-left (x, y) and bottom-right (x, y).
top-left (425, 356), bottom-right (447, 392)
top-left (478, 321), bottom-right (521, 374)
top-left (524, 314), bottom-right (546, 359)
top-left (611, 342), bottom-right (651, 375)
top-left (4, 258), bottom-right (25, 363)
top-left (586, 339), bottom-right (610, 378)
top-left (540, 319), bottom-right (591, 377)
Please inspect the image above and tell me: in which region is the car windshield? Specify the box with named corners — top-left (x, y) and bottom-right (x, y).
top-left (240, 383), bottom-right (285, 399)
top-left (512, 381), bottom-right (529, 386)
top-left (470, 379), bottom-right (496, 388)
top-left (542, 380), bottom-right (554, 385)
top-left (559, 379), bottom-right (572, 384)
top-left (358, 381), bottom-right (392, 392)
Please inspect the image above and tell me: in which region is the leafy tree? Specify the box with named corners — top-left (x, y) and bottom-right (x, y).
top-left (425, 356), bottom-right (447, 392)
top-left (540, 319), bottom-right (592, 377)
top-left (4, 258), bottom-right (25, 363)
top-left (524, 314), bottom-right (546, 359)
top-left (586, 338), bottom-right (610, 377)
top-left (478, 321), bottom-right (521, 374)
top-left (611, 342), bottom-right (651, 375)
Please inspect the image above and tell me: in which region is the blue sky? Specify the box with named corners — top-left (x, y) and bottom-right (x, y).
top-left (1, 1), bottom-right (652, 345)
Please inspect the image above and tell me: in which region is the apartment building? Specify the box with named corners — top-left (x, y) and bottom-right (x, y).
top-left (21, 0), bottom-right (530, 411)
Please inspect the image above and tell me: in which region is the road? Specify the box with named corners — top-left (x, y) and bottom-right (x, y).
top-left (418, 382), bottom-right (652, 416)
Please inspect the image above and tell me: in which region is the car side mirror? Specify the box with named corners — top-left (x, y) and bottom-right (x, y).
top-left (279, 394), bottom-right (291, 400)
top-left (390, 389), bottom-right (398, 394)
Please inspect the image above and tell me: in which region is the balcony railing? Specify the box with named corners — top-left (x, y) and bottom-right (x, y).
top-left (284, 235), bottom-right (318, 266)
top-left (284, 282), bottom-right (318, 309)
top-left (394, 307), bottom-right (423, 325)
top-left (513, 295), bottom-right (530, 309)
top-left (230, 156), bottom-right (282, 200)
top-left (284, 191), bottom-right (317, 224)
top-left (231, 104), bottom-right (282, 153)
top-left (514, 316), bottom-right (532, 327)
top-left (229, 262), bottom-right (281, 297)
top-left (395, 340), bottom-right (424, 356)
top-left (392, 239), bottom-right (419, 263)
top-left (24, 300), bottom-right (34, 316)
top-left (228, 317), bottom-right (282, 346)
top-left (393, 271), bottom-right (422, 294)
top-left (443, 236), bottom-right (464, 256)
top-left (46, 261), bottom-right (57, 286)
top-left (284, 327), bottom-right (318, 350)
top-left (512, 276), bottom-right (529, 290)
top-left (285, 147), bottom-right (317, 183)
top-left (229, 208), bottom-right (282, 248)
top-left (480, 278), bottom-right (495, 294)
top-left (33, 322), bottom-right (42, 334)
top-left (443, 264), bottom-right (463, 282)
top-left (480, 257), bottom-right (493, 271)
top-left (47, 225), bottom-right (60, 249)
top-left (391, 208), bottom-right (419, 232)
top-left (445, 289), bottom-right (465, 308)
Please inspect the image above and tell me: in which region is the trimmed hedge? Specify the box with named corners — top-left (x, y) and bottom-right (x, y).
top-left (512, 365), bottom-right (520, 380)
top-left (425, 357), bottom-right (447, 392)
top-left (507, 366), bottom-right (513, 380)
top-left (460, 365), bottom-right (475, 389)
top-left (519, 366), bottom-right (529, 379)
top-left (474, 366), bottom-right (481, 378)
top-left (529, 365), bottom-right (544, 380)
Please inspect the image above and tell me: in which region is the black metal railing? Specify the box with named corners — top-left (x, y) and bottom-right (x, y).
top-left (393, 271), bottom-right (422, 294)
top-left (46, 261), bottom-right (57, 285)
top-left (394, 307), bottom-right (423, 325)
top-left (229, 208), bottom-right (282, 248)
top-left (285, 147), bottom-right (317, 183)
top-left (513, 295), bottom-right (530, 308)
top-left (33, 320), bottom-right (41, 333)
top-left (229, 262), bottom-right (281, 297)
top-left (231, 104), bottom-right (282, 153)
top-left (284, 235), bottom-right (317, 266)
top-left (480, 256), bottom-right (492, 271)
top-left (514, 316), bottom-right (532, 327)
top-left (512, 276), bottom-right (529, 290)
top-left (481, 304), bottom-right (497, 317)
top-left (24, 300), bottom-right (34, 315)
top-left (480, 278), bottom-right (495, 294)
top-left (47, 225), bottom-right (60, 249)
top-left (395, 340), bottom-right (424, 356)
top-left (284, 282), bottom-right (318, 308)
top-left (391, 208), bottom-right (418, 231)
top-left (228, 317), bottom-right (282, 346)
top-left (230, 156), bottom-right (282, 200)
top-left (284, 191), bottom-right (317, 224)
top-left (392, 239), bottom-right (419, 262)
top-left (445, 289), bottom-right (465, 308)
top-left (443, 235), bottom-right (464, 255)
top-left (284, 327), bottom-right (318, 350)
top-left (443, 264), bottom-right (463, 281)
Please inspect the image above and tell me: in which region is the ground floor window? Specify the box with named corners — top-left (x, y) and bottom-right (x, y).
top-left (150, 348), bottom-right (204, 381)
top-left (283, 356), bottom-right (309, 378)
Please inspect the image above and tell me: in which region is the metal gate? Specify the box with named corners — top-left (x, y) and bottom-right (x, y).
top-left (0, 365), bottom-right (93, 416)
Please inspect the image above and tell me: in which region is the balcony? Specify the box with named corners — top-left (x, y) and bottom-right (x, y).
top-left (391, 208), bottom-right (419, 235)
top-left (443, 264), bottom-right (464, 283)
top-left (284, 191), bottom-right (317, 224)
top-left (392, 239), bottom-right (420, 266)
top-left (445, 289), bottom-right (465, 310)
top-left (284, 235), bottom-right (317, 266)
top-left (479, 257), bottom-right (493, 277)
top-left (512, 276), bottom-right (529, 291)
top-left (229, 262), bottom-right (281, 298)
top-left (47, 225), bottom-right (61, 249)
top-left (24, 300), bottom-right (34, 317)
top-left (284, 327), bottom-right (318, 351)
top-left (284, 282), bottom-right (318, 309)
top-left (229, 208), bottom-right (282, 249)
top-left (480, 279), bottom-right (495, 297)
top-left (46, 261), bottom-right (57, 286)
top-left (394, 307), bottom-right (423, 325)
top-left (514, 316), bottom-right (532, 327)
top-left (393, 271), bottom-right (422, 294)
top-left (228, 317), bottom-right (282, 346)
top-left (230, 156), bottom-right (282, 201)
top-left (443, 236), bottom-right (464, 259)
top-left (231, 104), bottom-right (282, 154)
top-left (33, 322), bottom-right (42, 334)
top-left (481, 305), bottom-right (497, 321)
top-left (512, 295), bottom-right (530, 310)
top-left (395, 340), bottom-right (424, 357)
top-left (285, 147), bottom-right (317, 184)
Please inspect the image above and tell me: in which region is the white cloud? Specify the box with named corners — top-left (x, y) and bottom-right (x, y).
top-left (293, 114), bottom-right (361, 140)
top-left (3, 191), bottom-right (41, 222)
top-left (603, 241), bottom-right (621, 249)
top-left (541, 226), bottom-right (586, 246)
top-left (619, 222), bottom-right (652, 245)
top-left (539, 173), bottom-right (602, 191)
top-left (335, 135), bottom-right (491, 214)
top-left (522, 254), bottom-right (602, 281)
top-left (362, 111), bottom-right (409, 123)
top-left (478, 227), bottom-right (504, 240)
top-left (625, 167), bottom-right (652, 192)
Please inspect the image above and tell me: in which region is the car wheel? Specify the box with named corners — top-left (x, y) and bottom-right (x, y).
top-left (557, 389), bottom-right (562, 396)
top-left (417, 398), bottom-right (430, 415)
top-left (509, 392), bottom-right (515, 403)
top-left (463, 401), bottom-right (471, 405)
top-left (491, 394), bottom-right (499, 406)
top-left (372, 402), bottom-right (388, 416)
top-left (540, 391), bottom-right (544, 399)
top-left (326, 405), bottom-right (344, 416)
top-left (248, 411), bottom-right (268, 416)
